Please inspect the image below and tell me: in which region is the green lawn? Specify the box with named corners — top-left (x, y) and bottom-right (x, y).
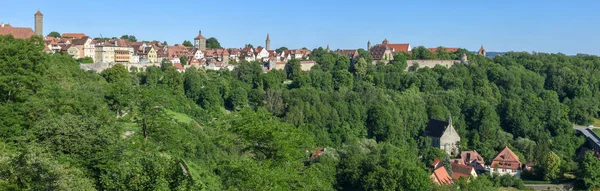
top-left (593, 128), bottom-right (600, 136)
top-left (164, 109), bottom-right (195, 124)
top-left (594, 118), bottom-right (600, 127)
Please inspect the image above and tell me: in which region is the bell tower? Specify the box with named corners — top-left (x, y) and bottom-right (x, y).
top-left (34, 10), bottom-right (43, 36)
top-left (266, 33), bottom-right (271, 50)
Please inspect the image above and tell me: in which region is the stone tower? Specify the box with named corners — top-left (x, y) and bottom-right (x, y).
top-left (34, 10), bottom-right (43, 36)
top-left (194, 30), bottom-right (206, 50)
top-left (367, 40), bottom-right (371, 50)
top-left (460, 53), bottom-right (468, 64)
top-left (265, 34), bottom-right (271, 50)
top-left (478, 45), bottom-right (486, 57)
top-left (326, 45), bottom-right (330, 52)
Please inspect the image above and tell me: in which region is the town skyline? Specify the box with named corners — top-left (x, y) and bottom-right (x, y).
top-left (1, 0), bottom-right (599, 55)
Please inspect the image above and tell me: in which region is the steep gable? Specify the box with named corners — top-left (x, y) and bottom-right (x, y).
top-left (491, 147), bottom-right (522, 170)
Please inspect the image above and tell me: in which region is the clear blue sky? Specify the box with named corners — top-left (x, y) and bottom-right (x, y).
top-left (2, 0), bottom-right (599, 55)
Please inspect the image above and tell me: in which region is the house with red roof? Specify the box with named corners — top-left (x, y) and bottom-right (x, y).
top-left (376, 39), bottom-right (411, 52)
top-left (459, 150), bottom-right (486, 172)
top-left (490, 146), bottom-right (522, 177)
top-left (0, 23), bottom-right (36, 39)
top-left (430, 166), bottom-right (454, 185)
top-left (451, 162), bottom-right (478, 180)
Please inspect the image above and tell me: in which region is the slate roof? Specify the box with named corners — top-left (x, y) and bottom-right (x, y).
top-left (425, 119), bottom-right (449, 138)
top-left (71, 37), bottom-right (90, 45)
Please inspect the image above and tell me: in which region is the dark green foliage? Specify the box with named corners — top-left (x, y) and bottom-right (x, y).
top-left (47, 31), bottom-right (61, 38)
top-left (0, 36), bottom-right (598, 190)
top-left (206, 37), bottom-right (222, 49)
top-left (182, 40), bottom-right (193, 47)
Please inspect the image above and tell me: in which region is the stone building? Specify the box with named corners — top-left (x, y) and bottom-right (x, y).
top-left (424, 115), bottom-right (460, 156)
top-left (194, 30), bottom-right (206, 51)
top-left (35, 10), bottom-right (43, 36)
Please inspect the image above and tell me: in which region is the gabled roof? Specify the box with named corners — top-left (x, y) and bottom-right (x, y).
top-left (62, 33), bottom-right (86, 39)
top-left (337, 49), bottom-right (358, 58)
top-left (451, 163), bottom-right (474, 180)
top-left (369, 45), bottom-right (391, 60)
top-left (71, 37), bottom-right (90, 45)
top-left (491, 147), bottom-right (521, 170)
top-left (431, 167), bottom-right (454, 185)
top-left (377, 41), bottom-right (411, 52)
top-left (424, 119), bottom-right (449, 138)
top-left (460, 150), bottom-right (485, 165)
top-left (0, 25), bottom-right (36, 39)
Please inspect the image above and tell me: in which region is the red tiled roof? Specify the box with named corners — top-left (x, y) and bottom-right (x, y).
top-left (431, 167), bottom-right (454, 185)
top-left (173, 63), bottom-right (184, 70)
top-left (429, 47), bottom-right (460, 53)
top-left (194, 34), bottom-right (206, 40)
top-left (0, 25), bottom-right (36, 39)
top-left (377, 43), bottom-right (410, 52)
top-left (461, 150), bottom-right (485, 166)
top-left (255, 47), bottom-right (264, 54)
top-left (451, 163), bottom-right (474, 180)
top-left (491, 146), bottom-right (522, 170)
top-left (62, 33), bottom-right (86, 39)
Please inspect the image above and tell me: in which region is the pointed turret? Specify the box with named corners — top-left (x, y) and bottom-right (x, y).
top-left (382, 38), bottom-right (389, 44)
top-left (265, 33), bottom-right (271, 50)
top-left (478, 45), bottom-right (486, 57)
top-left (326, 44), bottom-right (330, 52)
top-left (367, 40), bottom-right (371, 50)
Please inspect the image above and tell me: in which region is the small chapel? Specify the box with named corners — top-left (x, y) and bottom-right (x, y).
top-left (424, 115), bottom-right (461, 156)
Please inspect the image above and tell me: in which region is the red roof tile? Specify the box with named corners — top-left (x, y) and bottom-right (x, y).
top-left (377, 43), bottom-right (410, 52)
top-left (431, 167), bottom-right (454, 185)
top-left (173, 63), bottom-right (184, 70)
top-left (62, 33), bottom-right (86, 39)
top-left (0, 25), bottom-right (36, 39)
top-left (35, 10), bottom-right (43, 15)
top-left (451, 163), bottom-right (474, 180)
top-left (491, 147), bottom-right (522, 170)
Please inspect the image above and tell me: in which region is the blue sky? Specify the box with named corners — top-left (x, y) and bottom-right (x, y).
top-left (1, 0), bottom-right (599, 55)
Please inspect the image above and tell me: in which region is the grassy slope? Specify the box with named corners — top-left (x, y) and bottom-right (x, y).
top-left (164, 109), bottom-right (195, 124)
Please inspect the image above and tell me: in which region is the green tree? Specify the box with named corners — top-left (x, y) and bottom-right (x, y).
top-left (276, 47), bottom-right (288, 53)
top-left (352, 57), bottom-right (368, 77)
top-left (579, 151), bottom-right (600, 190)
top-left (76, 57), bottom-right (94, 63)
top-left (182, 40), bottom-right (193, 47)
top-left (285, 59), bottom-right (302, 80)
top-left (180, 56), bottom-right (188, 66)
top-left (47, 31), bottom-right (61, 38)
top-left (206, 37), bottom-right (222, 49)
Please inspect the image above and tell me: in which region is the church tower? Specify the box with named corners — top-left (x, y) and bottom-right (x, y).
top-left (266, 34), bottom-right (271, 50)
top-left (34, 10), bottom-right (43, 36)
top-left (478, 45), bottom-right (486, 57)
top-left (194, 30), bottom-right (206, 50)
top-left (367, 40), bottom-right (371, 50)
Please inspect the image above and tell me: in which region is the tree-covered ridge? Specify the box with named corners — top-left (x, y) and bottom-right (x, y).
top-left (0, 35), bottom-right (599, 190)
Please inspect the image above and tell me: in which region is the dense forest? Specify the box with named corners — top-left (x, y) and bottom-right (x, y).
top-left (0, 35), bottom-right (599, 190)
